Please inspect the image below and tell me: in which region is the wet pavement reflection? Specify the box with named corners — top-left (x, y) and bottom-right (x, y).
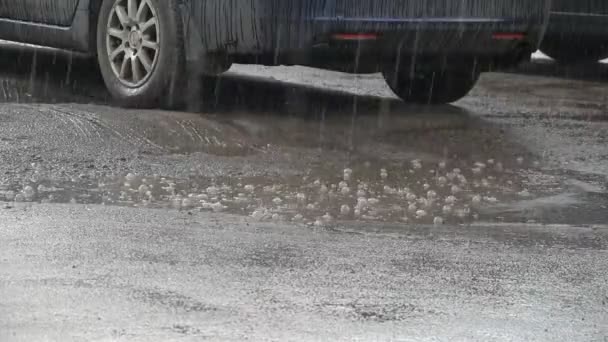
top-left (0, 43), bottom-right (607, 226)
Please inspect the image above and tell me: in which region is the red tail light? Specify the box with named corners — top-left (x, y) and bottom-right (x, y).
top-left (332, 33), bottom-right (378, 41)
top-left (492, 33), bottom-right (526, 40)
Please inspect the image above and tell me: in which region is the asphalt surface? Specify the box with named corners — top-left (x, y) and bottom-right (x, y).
top-left (0, 43), bottom-right (608, 341)
top-left (1, 204), bottom-right (607, 341)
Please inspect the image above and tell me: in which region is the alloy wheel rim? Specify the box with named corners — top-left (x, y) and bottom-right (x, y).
top-left (106, 0), bottom-right (160, 87)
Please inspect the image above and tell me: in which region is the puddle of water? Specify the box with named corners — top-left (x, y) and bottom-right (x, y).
top-left (4, 157), bottom-right (604, 226)
top-left (94, 160), bottom-right (531, 225)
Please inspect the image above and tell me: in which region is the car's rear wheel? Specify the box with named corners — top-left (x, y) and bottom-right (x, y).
top-left (383, 67), bottom-right (480, 105)
top-left (97, 0), bottom-right (185, 108)
top-left (540, 36), bottom-right (608, 64)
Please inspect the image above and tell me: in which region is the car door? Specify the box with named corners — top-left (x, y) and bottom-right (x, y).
top-left (0, 0), bottom-right (80, 27)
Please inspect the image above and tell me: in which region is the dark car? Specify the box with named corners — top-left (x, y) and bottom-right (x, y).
top-left (541, 1), bottom-right (608, 63)
top-left (0, 0), bottom-right (550, 106)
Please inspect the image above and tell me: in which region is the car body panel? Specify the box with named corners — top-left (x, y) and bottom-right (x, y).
top-left (0, 0), bottom-right (550, 71)
top-left (546, 0), bottom-right (608, 37)
top-left (0, 0), bottom-right (80, 26)
top-left (550, 0), bottom-right (608, 15)
top-left (0, 0), bottom-right (92, 52)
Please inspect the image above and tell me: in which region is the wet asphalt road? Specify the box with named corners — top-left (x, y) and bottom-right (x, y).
top-left (0, 43), bottom-right (608, 340)
top-left (1, 204), bottom-right (607, 341)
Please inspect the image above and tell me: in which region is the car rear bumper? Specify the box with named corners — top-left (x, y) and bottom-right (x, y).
top-left (307, 17), bottom-right (543, 54)
top-left (181, 0), bottom-right (550, 67)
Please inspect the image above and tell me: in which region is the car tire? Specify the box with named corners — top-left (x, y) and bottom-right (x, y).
top-left (97, 0), bottom-right (185, 108)
top-left (540, 36), bottom-right (608, 64)
top-left (383, 68), bottom-right (480, 105)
